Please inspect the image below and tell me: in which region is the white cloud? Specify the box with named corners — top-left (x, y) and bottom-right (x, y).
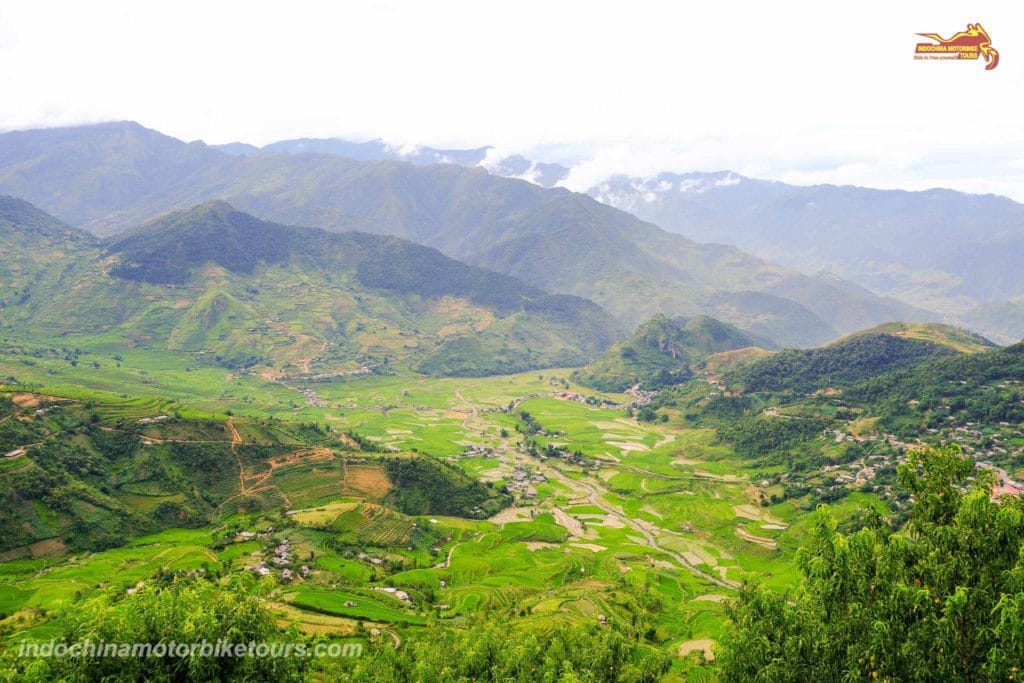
top-left (1, 0), bottom-right (1022, 198)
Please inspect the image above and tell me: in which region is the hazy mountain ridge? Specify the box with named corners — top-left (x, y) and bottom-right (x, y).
top-left (206, 135), bottom-right (1023, 342)
top-left (590, 171), bottom-right (1024, 319)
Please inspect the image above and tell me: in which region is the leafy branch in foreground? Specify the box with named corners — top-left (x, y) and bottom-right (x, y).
top-left (718, 444), bottom-right (1024, 681)
top-left (2, 574), bottom-right (309, 682)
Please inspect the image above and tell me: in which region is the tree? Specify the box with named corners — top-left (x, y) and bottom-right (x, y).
top-left (340, 618), bottom-right (669, 682)
top-left (4, 575), bottom-right (309, 682)
top-left (718, 444), bottom-right (1024, 681)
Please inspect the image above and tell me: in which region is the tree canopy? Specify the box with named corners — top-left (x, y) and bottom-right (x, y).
top-left (718, 444), bottom-right (1024, 681)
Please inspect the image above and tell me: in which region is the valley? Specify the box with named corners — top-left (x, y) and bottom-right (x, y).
top-left (0, 343), bottom-right (860, 678)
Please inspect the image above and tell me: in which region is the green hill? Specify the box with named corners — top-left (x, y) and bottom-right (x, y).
top-left (726, 323), bottom-right (995, 394)
top-left (573, 314), bottom-right (770, 391)
top-left (0, 389), bottom-right (507, 555)
top-left (847, 341), bottom-right (1024, 426)
top-left (846, 321), bottom-right (997, 354)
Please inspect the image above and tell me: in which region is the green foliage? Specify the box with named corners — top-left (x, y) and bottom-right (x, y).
top-left (340, 618), bottom-right (670, 682)
top-left (718, 415), bottom-right (830, 464)
top-left (108, 202), bottom-right (296, 284)
top-left (383, 456), bottom-right (509, 518)
top-left (575, 314), bottom-right (765, 392)
top-left (718, 445), bottom-right (1024, 681)
top-left (3, 575), bottom-right (309, 682)
top-left (850, 342), bottom-right (1024, 428)
top-left (728, 332), bottom-right (956, 394)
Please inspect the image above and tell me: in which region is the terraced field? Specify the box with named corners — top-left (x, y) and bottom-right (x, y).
top-left (0, 360), bottom-right (885, 676)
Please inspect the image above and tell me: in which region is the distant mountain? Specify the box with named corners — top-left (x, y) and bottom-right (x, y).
top-left (0, 123), bottom-right (939, 346)
top-left (214, 136), bottom-right (489, 165)
top-left (589, 172), bottom-right (1024, 319)
top-left (725, 322), bottom-right (995, 394)
top-left (573, 314), bottom-right (771, 392)
top-left (5, 200), bottom-right (619, 376)
top-left (960, 299), bottom-right (1024, 346)
top-left (204, 134), bottom-right (1024, 333)
top-left (213, 136), bottom-right (574, 187)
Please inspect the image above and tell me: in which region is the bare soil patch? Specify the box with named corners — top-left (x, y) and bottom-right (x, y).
top-left (679, 639), bottom-right (715, 661)
top-left (344, 464), bottom-right (393, 499)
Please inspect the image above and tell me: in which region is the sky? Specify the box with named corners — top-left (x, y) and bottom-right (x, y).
top-left (2, 1), bottom-right (1023, 197)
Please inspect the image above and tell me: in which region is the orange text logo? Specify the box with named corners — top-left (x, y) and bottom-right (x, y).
top-left (914, 23), bottom-right (998, 70)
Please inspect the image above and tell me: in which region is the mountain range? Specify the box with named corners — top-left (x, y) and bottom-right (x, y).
top-left (0, 122), bottom-right (939, 347)
top-left (192, 131), bottom-right (1024, 343)
top-left (590, 172), bottom-right (1024, 338)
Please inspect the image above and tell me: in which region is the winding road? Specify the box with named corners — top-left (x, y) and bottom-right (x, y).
top-left (454, 389), bottom-right (739, 589)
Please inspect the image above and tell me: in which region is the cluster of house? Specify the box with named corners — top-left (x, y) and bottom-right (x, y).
top-left (373, 586), bottom-right (413, 605)
top-left (506, 464), bottom-right (546, 500)
top-left (823, 415), bottom-right (1024, 500)
top-left (701, 375), bottom-right (738, 399)
top-left (552, 390), bottom-right (620, 409)
top-left (302, 367), bottom-right (374, 383)
top-left (356, 551), bottom-right (386, 566)
top-left (624, 384), bottom-right (658, 406)
top-left (242, 536), bottom-right (310, 582)
top-left (821, 460), bottom-right (879, 486)
top-left (977, 462), bottom-right (1024, 498)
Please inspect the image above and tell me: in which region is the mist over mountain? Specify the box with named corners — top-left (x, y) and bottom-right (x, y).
top-left (201, 131), bottom-right (1024, 343)
top-left (0, 122), bottom-right (938, 347)
top-left (589, 172), bottom-right (1024, 319)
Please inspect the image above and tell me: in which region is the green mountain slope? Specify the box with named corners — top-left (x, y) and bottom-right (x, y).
top-left (592, 172), bottom-right (1024, 318)
top-left (7, 201), bottom-right (617, 376)
top-left (847, 341), bottom-right (1023, 424)
top-left (0, 390), bottom-right (506, 554)
top-left (0, 196), bottom-right (97, 317)
top-left (574, 314), bottom-right (771, 392)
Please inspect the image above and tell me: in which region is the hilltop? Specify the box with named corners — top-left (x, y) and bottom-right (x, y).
top-left (573, 314), bottom-right (770, 392)
top-left (723, 322), bottom-right (994, 395)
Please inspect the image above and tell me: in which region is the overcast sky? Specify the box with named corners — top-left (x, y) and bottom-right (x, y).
top-left (2, 1), bottom-right (1022, 197)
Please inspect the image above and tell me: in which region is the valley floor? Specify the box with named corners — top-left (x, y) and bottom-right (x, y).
top-left (0, 334), bottom-right (885, 677)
